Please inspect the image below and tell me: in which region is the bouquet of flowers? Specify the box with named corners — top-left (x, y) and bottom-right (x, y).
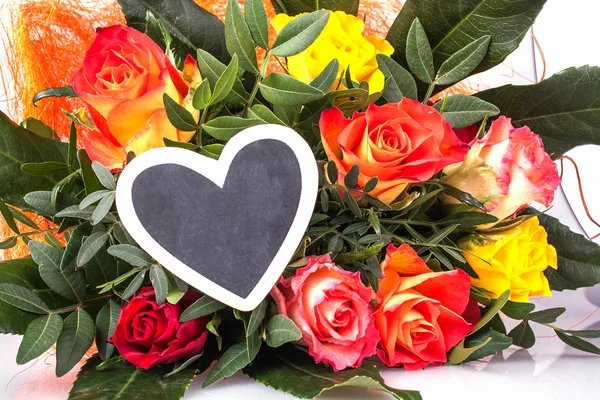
top-left (1, 0), bottom-right (599, 399)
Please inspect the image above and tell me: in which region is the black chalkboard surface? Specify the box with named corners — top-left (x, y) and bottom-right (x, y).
top-left (116, 125), bottom-right (319, 311)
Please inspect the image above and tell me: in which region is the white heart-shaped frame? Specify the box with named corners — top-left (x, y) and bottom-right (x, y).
top-left (116, 124), bottom-right (319, 311)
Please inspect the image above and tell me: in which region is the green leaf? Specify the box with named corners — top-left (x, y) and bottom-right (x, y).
top-left (69, 355), bottom-right (197, 399)
top-left (32, 86), bottom-right (77, 106)
top-left (328, 235), bottom-right (344, 258)
top-left (477, 65), bottom-right (600, 157)
top-left (91, 161), bottom-right (115, 190)
top-left (163, 137), bottom-right (197, 150)
top-left (433, 95), bottom-right (499, 128)
top-left (247, 104), bottom-right (287, 125)
top-left (527, 307), bottom-right (566, 324)
top-left (79, 190), bottom-right (111, 210)
top-left (271, 0), bottom-right (359, 15)
top-left (200, 144), bottom-right (225, 160)
top-left (245, 0), bottom-right (269, 49)
top-left (56, 205), bottom-right (117, 224)
top-left (122, 271), bottom-right (146, 299)
top-left (116, 0), bottom-right (229, 64)
top-left (196, 48), bottom-right (246, 105)
top-left (209, 54), bottom-right (239, 106)
top-left (260, 73), bottom-right (324, 105)
top-left (376, 54), bottom-right (418, 101)
top-left (96, 300), bottom-right (120, 361)
top-left (21, 117), bottom-right (59, 140)
top-left (558, 329), bottom-right (600, 338)
top-left (437, 211), bottom-right (498, 227)
top-left (405, 19), bottom-right (434, 84)
top-left (149, 265), bottom-right (169, 305)
top-left (244, 346), bottom-right (422, 399)
top-left (192, 79), bottom-right (212, 110)
top-left (556, 331), bottom-right (600, 355)
top-left (508, 320), bottom-right (535, 349)
top-left (203, 116), bottom-right (264, 141)
top-left (77, 232), bottom-right (109, 267)
top-left (107, 244), bottom-right (152, 267)
top-left (21, 161), bottom-right (70, 176)
top-left (502, 301), bottom-right (535, 320)
top-left (537, 213), bottom-right (600, 290)
top-left (387, 0), bottom-right (546, 77)
top-left (180, 295), bottom-right (226, 322)
top-left (247, 299), bottom-right (268, 335)
top-left (77, 150), bottom-right (102, 195)
top-left (344, 164), bottom-right (359, 187)
top-left (9, 206), bottom-right (39, 230)
top-left (163, 94), bottom-right (198, 132)
top-left (310, 59), bottom-right (340, 92)
top-left (203, 341), bottom-right (254, 388)
top-left (363, 177), bottom-right (378, 193)
top-left (326, 160), bottom-right (338, 184)
top-left (0, 111), bottom-right (71, 210)
top-left (56, 308), bottom-right (95, 377)
top-left (68, 122), bottom-right (77, 167)
top-left (225, 0), bottom-right (258, 74)
top-left (0, 198), bottom-right (19, 234)
top-left (435, 36), bottom-right (491, 85)
top-left (17, 313), bottom-right (63, 364)
top-left (91, 192), bottom-right (115, 225)
top-left (462, 328), bottom-right (512, 363)
top-left (0, 283), bottom-right (49, 314)
top-left (24, 191), bottom-right (79, 216)
top-left (112, 222), bottom-right (136, 246)
top-left (29, 241), bottom-right (86, 303)
top-left (265, 315), bottom-right (301, 348)
top-left (271, 10), bottom-right (330, 57)
top-left (0, 237), bottom-right (17, 250)
top-left (471, 289), bottom-right (510, 334)
top-left (438, 182), bottom-right (486, 211)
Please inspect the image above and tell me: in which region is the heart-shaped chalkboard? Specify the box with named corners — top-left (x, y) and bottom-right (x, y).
top-left (116, 125), bottom-right (318, 311)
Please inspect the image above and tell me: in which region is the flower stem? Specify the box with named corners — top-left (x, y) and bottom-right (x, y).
top-left (422, 81), bottom-right (436, 104)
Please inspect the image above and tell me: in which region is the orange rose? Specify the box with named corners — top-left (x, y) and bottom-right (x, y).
top-left (320, 99), bottom-right (468, 204)
top-left (72, 25), bottom-right (201, 171)
top-left (376, 244), bottom-right (474, 370)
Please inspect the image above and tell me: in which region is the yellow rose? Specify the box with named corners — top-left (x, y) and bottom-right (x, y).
top-left (461, 217), bottom-right (557, 302)
top-left (270, 11), bottom-right (394, 94)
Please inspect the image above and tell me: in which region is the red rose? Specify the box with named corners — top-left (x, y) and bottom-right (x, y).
top-left (112, 287), bottom-right (208, 369)
top-left (375, 244), bottom-right (474, 370)
top-left (271, 255), bottom-right (379, 371)
top-left (319, 99), bottom-right (468, 204)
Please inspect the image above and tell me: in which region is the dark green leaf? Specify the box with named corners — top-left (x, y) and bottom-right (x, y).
top-left (439, 182), bottom-right (486, 211)
top-left (436, 36), bottom-right (491, 85)
top-left (122, 271), bottom-right (147, 300)
top-left (91, 192), bottom-right (115, 225)
top-left (200, 144), bottom-right (225, 159)
top-left (56, 205), bottom-right (116, 224)
top-left (203, 116), bottom-right (264, 141)
top-left (17, 313), bottom-right (63, 364)
top-left (471, 289), bottom-right (510, 334)
top-left (203, 341), bottom-right (253, 388)
top-left (164, 94), bottom-right (198, 132)
top-left (310, 59), bottom-right (340, 92)
top-left (344, 164), bottom-right (359, 187)
top-left (149, 265), bottom-right (169, 305)
top-left (326, 160), bottom-right (337, 184)
top-left (21, 118), bottom-right (59, 140)
top-left (434, 95), bottom-right (499, 128)
top-left (405, 19), bottom-right (434, 83)
top-left (462, 328), bottom-right (512, 363)
top-left (559, 329), bottom-right (600, 338)
top-left (180, 295), bottom-right (226, 322)
top-left (260, 73), bottom-right (324, 105)
top-left (77, 150), bottom-right (102, 195)
top-left (96, 300), bottom-right (120, 361)
top-left (327, 235), bottom-right (344, 258)
top-left (56, 308), bottom-right (95, 377)
top-left (0, 198), bottom-right (19, 234)
top-left (245, 0), bottom-right (269, 49)
top-left (247, 299), bottom-right (268, 335)
top-left (345, 191), bottom-right (361, 218)
top-left (477, 66), bottom-right (600, 157)
top-left (363, 177), bottom-right (378, 193)
top-left (537, 213), bottom-right (600, 290)
top-left (0, 237), bottom-right (17, 249)
top-left (265, 315), bottom-right (301, 348)
top-left (116, 0), bottom-right (229, 64)
top-left (164, 137), bottom-right (197, 150)
top-left (247, 104), bottom-right (286, 125)
top-left (387, 0), bottom-right (546, 76)
top-left (556, 331), bottom-right (600, 355)
top-left (437, 211), bottom-right (498, 227)
top-left (502, 301), bottom-right (535, 320)
top-left (91, 161), bottom-right (115, 190)
top-left (32, 86), bottom-right (77, 106)
top-left (77, 232), bottom-right (109, 267)
top-left (21, 161), bottom-right (70, 176)
top-left (225, 0), bottom-right (258, 74)
top-left (107, 244), bottom-right (152, 267)
top-left (24, 191), bottom-right (79, 216)
top-left (271, 0), bottom-right (359, 15)
top-left (196, 48), bottom-right (246, 105)
top-left (0, 111), bottom-right (71, 210)
top-left (29, 241), bottom-right (86, 303)
top-left (244, 346), bottom-right (422, 399)
top-left (112, 222), bottom-right (136, 246)
top-left (69, 355), bottom-right (197, 399)
top-left (9, 206), bottom-right (39, 230)
top-left (508, 320), bottom-right (535, 349)
top-left (0, 283), bottom-right (49, 314)
top-left (271, 10), bottom-right (330, 57)
top-left (209, 54), bottom-right (239, 106)
top-left (79, 190), bottom-right (111, 210)
top-left (376, 54), bottom-right (418, 101)
top-left (68, 122), bottom-right (77, 167)
top-left (527, 307), bottom-right (566, 324)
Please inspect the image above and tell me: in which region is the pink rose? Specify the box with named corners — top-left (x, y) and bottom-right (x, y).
top-left (271, 255), bottom-right (379, 371)
top-left (442, 117), bottom-right (560, 225)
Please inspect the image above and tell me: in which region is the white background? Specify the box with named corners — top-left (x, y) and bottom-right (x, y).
top-left (1, 0), bottom-right (600, 399)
